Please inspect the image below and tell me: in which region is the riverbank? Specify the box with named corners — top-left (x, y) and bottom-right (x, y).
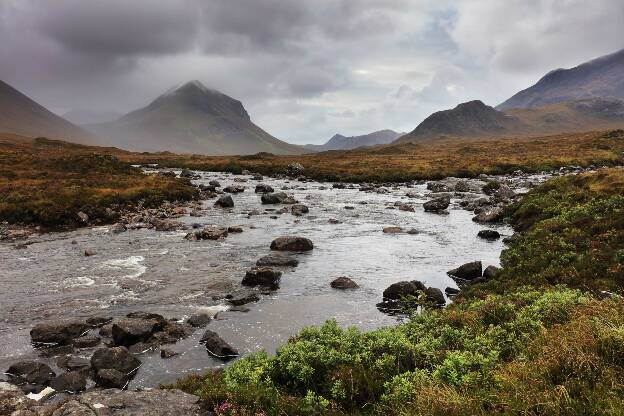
top-left (0, 136), bottom-right (198, 233)
top-left (170, 166), bottom-right (624, 415)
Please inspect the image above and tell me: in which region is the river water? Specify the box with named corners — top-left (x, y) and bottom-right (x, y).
top-left (0, 171), bottom-right (519, 387)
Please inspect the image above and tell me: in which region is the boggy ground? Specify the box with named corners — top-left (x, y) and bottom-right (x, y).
top-left (127, 130), bottom-right (624, 182)
top-left (170, 166), bottom-right (624, 415)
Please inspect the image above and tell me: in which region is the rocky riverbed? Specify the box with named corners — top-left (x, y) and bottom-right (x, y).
top-left (1, 166), bottom-right (569, 412)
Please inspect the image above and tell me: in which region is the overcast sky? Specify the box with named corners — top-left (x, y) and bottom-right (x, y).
top-left (1, 0), bottom-right (623, 144)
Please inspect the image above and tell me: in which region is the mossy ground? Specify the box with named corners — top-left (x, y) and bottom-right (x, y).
top-left (169, 165), bottom-right (624, 415)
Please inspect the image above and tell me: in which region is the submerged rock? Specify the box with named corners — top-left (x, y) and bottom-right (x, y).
top-left (291, 204), bottom-right (309, 216)
top-left (270, 236), bottom-right (313, 251)
top-left (256, 254), bottom-right (299, 267)
top-left (185, 226), bottom-right (228, 241)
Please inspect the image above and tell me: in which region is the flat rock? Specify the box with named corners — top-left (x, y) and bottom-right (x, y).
top-left (382, 227), bottom-right (403, 234)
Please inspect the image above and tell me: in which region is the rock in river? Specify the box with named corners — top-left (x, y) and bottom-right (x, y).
top-left (91, 347), bottom-right (141, 388)
top-left (483, 265), bottom-right (502, 279)
top-left (261, 192), bottom-right (289, 204)
top-left (223, 185), bottom-right (245, 194)
top-left (242, 267), bottom-right (282, 289)
top-left (447, 261), bottom-right (483, 280)
top-left (255, 184), bottom-right (274, 193)
top-left (256, 254), bottom-right (299, 267)
top-left (270, 236), bottom-right (313, 251)
top-left (424, 287), bottom-right (446, 306)
top-left (49, 371), bottom-right (87, 393)
top-left (30, 320), bottom-right (89, 346)
top-left (423, 196), bottom-right (450, 212)
top-left (112, 318), bottom-right (164, 347)
top-left (291, 204), bottom-right (309, 216)
top-left (185, 225), bottom-right (228, 241)
top-left (214, 194), bottom-right (234, 208)
top-left (477, 229), bottom-right (501, 240)
top-left (200, 330), bottom-right (239, 360)
top-left (382, 280), bottom-right (426, 300)
top-left (330, 276), bottom-right (359, 289)
top-left (473, 207), bottom-right (504, 223)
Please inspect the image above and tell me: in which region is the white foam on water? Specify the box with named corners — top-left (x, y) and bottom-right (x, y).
top-left (195, 304), bottom-right (229, 318)
top-left (101, 256), bottom-right (146, 279)
top-left (64, 276), bottom-right (95, 288)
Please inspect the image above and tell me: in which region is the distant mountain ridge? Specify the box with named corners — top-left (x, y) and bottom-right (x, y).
top-left (498, 48), bottom-right (624, 110)
top-left (0, 79), bottom-right (91, 143)
top-left (304, 129), bottom-right (404, 151)
top-left (395, 98), bottom-right (624, 144)
top-left (88, 80), bottom-right (306, 155)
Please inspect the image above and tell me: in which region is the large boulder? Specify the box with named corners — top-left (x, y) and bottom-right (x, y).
top-left (30, 320), bottom-right (89, 346)
top-left (187, 314), bottom-right (212, 328)
top-left (112, 318), bottom-right (164, 347)
top-left (214, 195), bottom-right (234, 208)
top-left (330, 276), bottom-right (359, 289)
top-left (6, 362), bottom-right (55, 387)
top-left (242, 267), bottom-right (282, 289)
top-left (90, 347), bottom-right (142, 375)
top-left (382, 281), bottom-right (426, 300)
top-left (200, 330), bottom-right (239, 360)
top-left (270, 236), bottom-right (313, 251)
top-left (256, 254), bottom-right (299, 267)
top-left (423, 196), bottom-right (450, 212)
top-left (447, 261), bottom-right (483, 280)
top-left (255, 184), bottom-right (274, 194)
top-left (56, 355), bottom-right (90, 372)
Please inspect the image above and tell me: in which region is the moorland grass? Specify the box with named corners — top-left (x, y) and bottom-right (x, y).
top-left (0, 137), bottom-right (198, 229)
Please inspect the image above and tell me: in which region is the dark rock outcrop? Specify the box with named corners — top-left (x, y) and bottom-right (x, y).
top-left (30, 320), bottom-right (89, 346)
top-left (255, 184), bottom-right (274, 193)
top-left (49, 371), bottom-right (87, 393)
top-left (423, 196), bottom-right (450, 212)
top-left (477, 229), bottom-right (501, 240)
top-left (483, 265), bottom-right (502, 279)
top-left (242, 267), bottom-right (282, 289)
top-left (214, 194), bottom-right (234, 208)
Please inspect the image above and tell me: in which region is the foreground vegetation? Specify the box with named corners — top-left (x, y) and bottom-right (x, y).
top-left (132, 130), bottom-right (624, 182)
top-left (171, 166), bottom-right (624, 415)
top-left (0, 136), bottom-right (197, 229)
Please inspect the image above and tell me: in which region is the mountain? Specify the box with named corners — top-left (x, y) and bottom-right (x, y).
top-left (0, 79), bottom-right (91, 142)
top-left (89, 81), bottom-right (306, 155)
top-left (395, 98), bottom-right (624, 144)
top-left (498, 48), bottom-right (624, 110)
top-left (395, 101), bottom-right (523, 143)
top-left (304, 129), bottom-right (404, 151)
top-left (63, 109), bottom-right (122, 125)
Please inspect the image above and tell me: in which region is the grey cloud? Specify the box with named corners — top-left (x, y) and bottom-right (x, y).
top-left (37, 0), bottom-right (201, 57)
